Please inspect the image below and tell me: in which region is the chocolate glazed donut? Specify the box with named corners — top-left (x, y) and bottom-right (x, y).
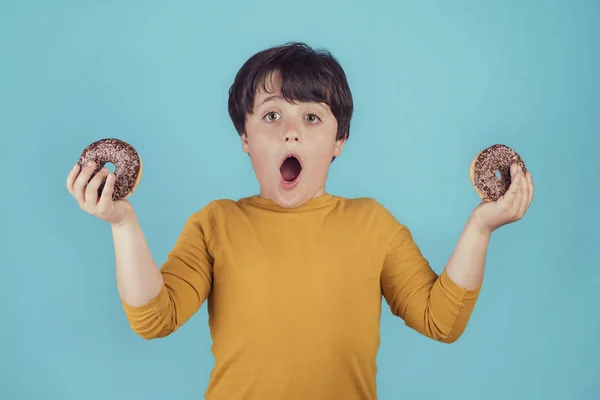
top-left (469, 144), bottom-right (526, 202)
top-left (78, 138), bottom-right (143, 201)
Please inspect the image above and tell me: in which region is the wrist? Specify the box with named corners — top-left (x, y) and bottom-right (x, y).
top-left (111, 207), bottom-right (137, 230)
top-left (469, 211), bottom-right (494, 237)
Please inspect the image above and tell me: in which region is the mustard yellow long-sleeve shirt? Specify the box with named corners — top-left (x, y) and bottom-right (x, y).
top-left (121, 194), bottom-right (481, 399)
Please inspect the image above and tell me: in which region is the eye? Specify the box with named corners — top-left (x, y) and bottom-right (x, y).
top-left (305, 114), bottom-right (321, 123)
top-left (264, 112), bottom-right (280, 122)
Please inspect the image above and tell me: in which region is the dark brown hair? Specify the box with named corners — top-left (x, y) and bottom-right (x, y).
top-left (228, 42), bottom-right (354, 141)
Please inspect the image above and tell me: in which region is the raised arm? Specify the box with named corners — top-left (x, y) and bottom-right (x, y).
top-left (380, 164), bottom-right (533, 343)
top-left (67, 162), bottom-right (213, 340)
top-left (118, 208), bottom-right (214, 339)
top-left (446, 163), bottom-right (533, 289)
top-left (380, 223), bottom-right (481, 344)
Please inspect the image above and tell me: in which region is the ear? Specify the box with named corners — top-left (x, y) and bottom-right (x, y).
top-left (333, 135), bottom-right (347, 157)
top-left (241, 133), bottom-right (250, 154)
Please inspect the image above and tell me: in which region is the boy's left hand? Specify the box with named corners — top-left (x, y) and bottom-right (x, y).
top-left (472, 163), bottom-right (534, 234)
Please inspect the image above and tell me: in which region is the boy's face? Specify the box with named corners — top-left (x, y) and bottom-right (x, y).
top-left (242, 72), bottom-right (346, 208)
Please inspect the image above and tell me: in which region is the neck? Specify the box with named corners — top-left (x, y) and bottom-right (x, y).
top-left (249, 191), bottom-right (336, 213)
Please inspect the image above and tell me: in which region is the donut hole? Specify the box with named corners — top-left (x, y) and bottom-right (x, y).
top-left (104, 162), bottom-right (116, 173)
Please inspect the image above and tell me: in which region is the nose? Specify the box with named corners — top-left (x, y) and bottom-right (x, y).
top-left (282, 120), bottom-right (301, 142)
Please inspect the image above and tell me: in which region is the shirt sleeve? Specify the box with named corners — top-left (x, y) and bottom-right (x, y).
top-left (380, 223), bottom-right (482, 343)
top-left (120, 205), bottom-right (215, 339)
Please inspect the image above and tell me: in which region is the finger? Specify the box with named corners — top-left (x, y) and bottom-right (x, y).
top-left (73, 161), bottom-right (97, 204)
top-left (66, 164), bottom-right (81, 197)
top-left (511, 173), bottom-right (524, 215)
top-left (503, 168), bottom-right (522, 203)
top-left (510, 162), bottom-right (520, 180)
top-left (516, 171), bottom-right (533, 218)
top-left (527, 172), bottom-right (534, 205)
top-left (85, 167), bottom-right (109, 206)
top-left (496, 171), bottom-right (520, 214)
top-left (98, 172), bottom-right (116, 209)
top-left (517, 171), bottom-right (530, 216)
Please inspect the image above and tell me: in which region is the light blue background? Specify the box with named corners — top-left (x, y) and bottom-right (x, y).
top-left (1, 1), bottom-right (598, 399)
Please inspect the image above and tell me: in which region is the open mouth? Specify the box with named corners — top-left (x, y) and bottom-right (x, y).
top-left (279, 154), bottom-right (302, 187)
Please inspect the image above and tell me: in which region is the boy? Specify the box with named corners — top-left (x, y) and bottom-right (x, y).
top-left (66, 42), bottom-right (534, 399)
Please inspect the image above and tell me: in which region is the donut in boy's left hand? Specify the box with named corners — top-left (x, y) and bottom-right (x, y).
top-left (77, 138), bottom-right (143, 201)
top-left (469, 144), bottom-right (526, 202)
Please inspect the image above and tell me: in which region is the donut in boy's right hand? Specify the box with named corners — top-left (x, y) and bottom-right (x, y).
top-left (469, 144), bottom-right (527, 202)
top-left (77, 138), bottom-right (143, 201)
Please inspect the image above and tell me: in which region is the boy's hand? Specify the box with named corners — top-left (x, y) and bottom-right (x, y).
top-left (66, 162), bottom-right (133, 226)
top-left (471, 163), bottom-right (534, 235)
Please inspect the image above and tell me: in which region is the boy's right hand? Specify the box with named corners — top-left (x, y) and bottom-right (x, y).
top-left (66, 162), bottom-right (133, 226)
